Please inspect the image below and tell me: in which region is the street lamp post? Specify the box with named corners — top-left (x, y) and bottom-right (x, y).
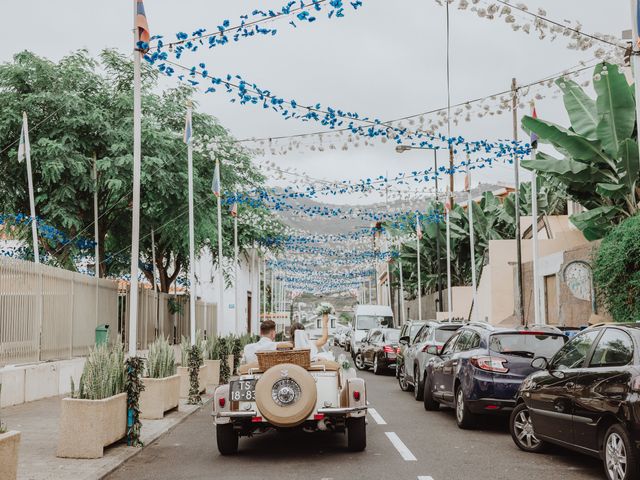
top-left (396, 145), bottom-right (444, 314)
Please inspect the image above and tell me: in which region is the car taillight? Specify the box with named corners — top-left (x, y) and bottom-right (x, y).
top-left (353, 390), bottom-right (361, 401)
top-left (383, 345), bottom-right (395, 354)
top-left (632, 377), bottom-right (640, 392)
top-left (218, 397), bottom-right (226, 408)
top-left (471, 356), bottom-right (509, 373)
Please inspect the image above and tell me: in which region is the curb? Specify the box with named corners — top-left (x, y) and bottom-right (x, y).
top-left (95, 395), bottom-right (213, 480)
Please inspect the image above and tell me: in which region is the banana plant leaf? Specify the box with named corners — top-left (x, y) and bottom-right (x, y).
top-left (556, 77), bottom-right (598, 140)
top-left (570, 206), bottom-right (622, 241)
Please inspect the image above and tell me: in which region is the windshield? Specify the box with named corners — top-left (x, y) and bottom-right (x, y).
top-left (384, 330), bottom-right (400, 343)
top-left (434, 328), bottom-right (457, 343)
top-left (410, 324), bottom-right (424, 340)
top-left (357, 315), bottom-right (392, 330)
top-left (489, 333), bottom-right (565, 359)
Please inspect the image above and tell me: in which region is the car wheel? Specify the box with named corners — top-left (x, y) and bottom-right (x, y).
top-left (354, 353), bottom-right (367, 371)
top-left (398, 364), bottom-right (413, 392)
top-left (373, 355), bottom-right (383, 375)
top-left (216, 423), bottom-right (239, 455)
top-left (510, 403), bottom-right (546, 453)
top-left (347, 416), bottom-right (366, 452)
top-left (414, 367), bottom-right (424, 401)
top-left (603, 424), bottom-right (640, 480)
top-left (454, 386), bottom-right (476, 430)
top-left (423, 372), bottom-right (439, 411)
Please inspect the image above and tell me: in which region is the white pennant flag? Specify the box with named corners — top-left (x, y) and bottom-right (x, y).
top-left (17, 112), bottom-right (30, 163)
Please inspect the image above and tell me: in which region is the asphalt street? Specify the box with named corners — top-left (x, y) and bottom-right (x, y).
top-left (108, 350), bottom-right (605, 480)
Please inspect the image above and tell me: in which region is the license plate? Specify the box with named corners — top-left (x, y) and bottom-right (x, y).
top-left (229, 379), bottom-right (257, 402)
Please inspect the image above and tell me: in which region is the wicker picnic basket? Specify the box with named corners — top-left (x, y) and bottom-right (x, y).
top-left (256, 349), bottom-right (311, 370)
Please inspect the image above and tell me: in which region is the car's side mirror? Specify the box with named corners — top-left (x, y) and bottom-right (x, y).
top-left (399, 336), bottom-right (410, 346)
top-left (426, 345), bottom-right (440, 355)
top-left (531, 356), bottom-right (548, 370)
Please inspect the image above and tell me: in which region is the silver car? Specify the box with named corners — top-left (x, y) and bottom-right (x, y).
top-left (400, 322), bottom-right (462, 401)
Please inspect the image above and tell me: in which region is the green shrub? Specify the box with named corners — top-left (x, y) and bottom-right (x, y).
top-left (204, 336), bottom-right (221, 361)
top-left (146, 337), bottom-right (176, 378)
top-left (593, 214), bottom-right (640, 322)
top-left (180, 333), bottom-right (204, 367)
top-left (71, 341), bottom-right (125, 400)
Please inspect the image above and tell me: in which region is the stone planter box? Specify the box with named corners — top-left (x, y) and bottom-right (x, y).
top-left (140, 374), bottom-right (180, 420)
top-left (178, 365), bottom-right (208, 398)
top-left (56, 392), bottom-right (126, 459)
top-left (203, 359), bottom-right (220, 387)
top-left (0, 431), bottom-right (20, 480)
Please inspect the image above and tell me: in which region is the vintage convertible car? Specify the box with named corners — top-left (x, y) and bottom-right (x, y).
top-left (212, 345), bottom-right (367, 455)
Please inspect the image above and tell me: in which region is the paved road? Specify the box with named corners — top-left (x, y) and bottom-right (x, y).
top-left (108, 352), bottom-right (605, 480)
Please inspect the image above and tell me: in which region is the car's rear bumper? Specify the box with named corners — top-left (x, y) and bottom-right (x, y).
top-left (214, 406), bottom-right (367, 421)
top-left (466, 397), bottom-right (516, 414)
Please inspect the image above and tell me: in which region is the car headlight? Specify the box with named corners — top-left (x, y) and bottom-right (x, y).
top-left (271, 378), bottom-right (301, 407)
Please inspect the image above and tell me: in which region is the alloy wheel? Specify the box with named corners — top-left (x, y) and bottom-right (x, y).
top-left (398, 365), bottom-right (409, 390)
top-left (513, 409), bottom-right (540, 449)
top-left (373, 356), bottom-right (378, 373)
top-left (456, 389), bottom-right (464, 423)
top-left (354, 353), bottom-right (365, 370)
top-left (605, 432), bottom-right (627, 480)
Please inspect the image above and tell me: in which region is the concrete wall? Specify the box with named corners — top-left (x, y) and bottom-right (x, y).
top-left (400, 286), bottom-right (473, 323)
top-left (474, 230), bottom-right (589, 325)
top-left (0, 358), bottom-right (85, 407)
top-left (195, 249), bottom-right (261, 336)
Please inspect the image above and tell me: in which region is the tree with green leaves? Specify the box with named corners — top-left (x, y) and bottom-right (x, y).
top-left (0, 50), bottom-right (284, 290)
top-left (522, 62), bottom-right (639, 240)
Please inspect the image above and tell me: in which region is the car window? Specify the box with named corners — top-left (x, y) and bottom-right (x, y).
top-left (589, 329), bottom-right (634, 368)
top-left (434, 327), bottom-right (457, 343)
top-left (453, 331), bottom-right (473, 353)
top-left (550, 330), bottom-right (600, 370)
top-left (441, 332), bottom-right (460, 355)
top-left (384, 330), bottom-right (400, 343)
top-left (467, 332), bottom-right (481, 350)
top-left (370, 332), bottom-right (382, 343)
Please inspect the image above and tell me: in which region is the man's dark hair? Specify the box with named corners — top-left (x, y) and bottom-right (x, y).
top-left (260, 320), bottom-right (276, 335)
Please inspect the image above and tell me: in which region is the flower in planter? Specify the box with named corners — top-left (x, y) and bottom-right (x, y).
top-left (314, 302), bottom-right (335, 316)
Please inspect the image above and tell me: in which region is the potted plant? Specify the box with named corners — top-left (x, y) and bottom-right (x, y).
top-left (203, 336), bottom-right (221, 388)
top-left (178, 335), bottom-right (208, 397)
top-left (0, 384), bottom-right (21, 480)
top-left (139, 337), bottom-right (179, 419)
top-left (57, 342), bottom-right (126, 459)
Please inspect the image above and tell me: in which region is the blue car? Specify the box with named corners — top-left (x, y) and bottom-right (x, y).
top-left (422, 323), bottom-right (567, 429)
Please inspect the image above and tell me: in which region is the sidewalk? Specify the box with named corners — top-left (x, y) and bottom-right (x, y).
top-left (3, 392), bottom-right (213, 480)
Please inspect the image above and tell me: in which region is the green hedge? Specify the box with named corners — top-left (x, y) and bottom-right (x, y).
top-left (593, 214), bottom-right (640, 323)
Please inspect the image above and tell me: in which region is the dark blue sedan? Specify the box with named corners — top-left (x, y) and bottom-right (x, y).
top-left (422, 323), bottom-right (567, 429)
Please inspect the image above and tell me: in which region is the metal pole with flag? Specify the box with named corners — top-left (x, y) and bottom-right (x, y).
top-left (185, 105), bottom-right (197, 345)
top-left (128, 0), bottom-right (150, 356)
top-left (530, 104), bottom-right (543, 325)
top-left (213, 159), bottom-right (224, 335)
top-left (231, 194), bottom-right (239, 331)
top-left (18, 112), bottom-right (39, 263)
top-left (445, 191), bottom-right (453, 322)
top-left (396, 239), bottom-right (406, 324)
top-left (416, 213), bottom-right (423, 322)
top-left (466, 159), bottom-right (478, 321)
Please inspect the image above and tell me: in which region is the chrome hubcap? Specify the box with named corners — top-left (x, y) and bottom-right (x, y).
top-left (399, 365), bottom-right (408, 389)
top-left (513, 409), bottom-right (540, 449)
top-left (374, 357), bottom-right (378, 371)
top-left (456, 390), bottom-right (464, 422)
top-left (605, 433), bottom-right (627, 480)
top-left (355, 354), bottom-right (364, 368)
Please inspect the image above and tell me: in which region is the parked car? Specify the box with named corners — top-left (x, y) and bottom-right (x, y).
top-left (354, 328), bottom-right (401, 375)
top-left (350, 304), bottom-right (394, 357)
top-left (396, 320), bottom-right (427, 381)
top-left (510, 323), bottom-right (640, 480)
top-left (344, 329), bottom-right (353, 352)
top-left (422, 323), bottom-right (567, 429)
top-left (334, 325), bottom-right (350, 347)
top-left (401, 321), bottom-right (462, 400)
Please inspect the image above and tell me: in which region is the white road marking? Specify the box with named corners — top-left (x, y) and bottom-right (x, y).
top-left (385, 432), bottom-right (417, 461)
top-left (418, 477), bottom-right (434, 480)
top-left (368, 408), bottom-right (387, 425)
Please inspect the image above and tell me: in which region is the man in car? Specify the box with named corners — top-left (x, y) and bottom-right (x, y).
top-left (242, 320), bottom-right (277, 364)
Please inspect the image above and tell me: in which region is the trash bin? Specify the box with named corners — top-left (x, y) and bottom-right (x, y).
top-left (95, 324), bottom-right (110, 346)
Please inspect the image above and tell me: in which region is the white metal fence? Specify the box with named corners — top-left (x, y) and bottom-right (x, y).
top-left (117, 289), bottom-right (217, 350)
top-left (0, 257), bottom-right (119, 367)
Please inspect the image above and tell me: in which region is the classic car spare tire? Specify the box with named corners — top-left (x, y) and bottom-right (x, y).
top-left (255, 363), bottom-right (317, 428)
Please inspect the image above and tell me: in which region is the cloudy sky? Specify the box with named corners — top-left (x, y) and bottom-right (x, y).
top-left (0, 0), bottom-right (630, 206)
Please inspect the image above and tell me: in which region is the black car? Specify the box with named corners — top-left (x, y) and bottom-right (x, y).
top-left (510, 324), bottom-right (640, 480)
top-left (423, 323), bottom-right (567, 428)
top-left (355, 327), bottom-right (400, 375)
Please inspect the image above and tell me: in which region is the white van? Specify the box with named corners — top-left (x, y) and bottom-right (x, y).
top-left (350, 305), bottom-right (394, 354)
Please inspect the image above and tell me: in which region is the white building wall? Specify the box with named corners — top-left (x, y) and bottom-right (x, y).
top-left (195, 248), bottom-right (261, 336)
